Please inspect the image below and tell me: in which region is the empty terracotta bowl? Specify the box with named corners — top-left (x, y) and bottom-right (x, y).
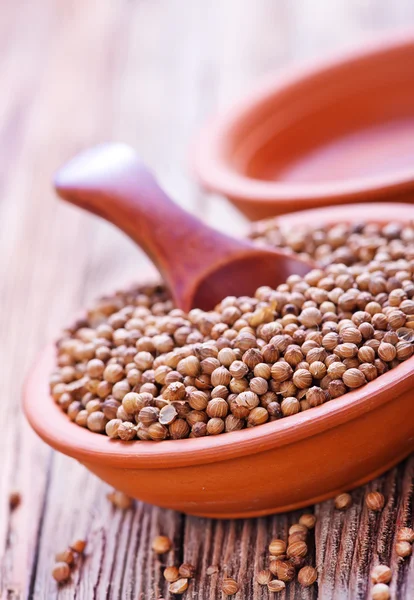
top-left (24, 202), bottom-right (414, 518)
top-left (193, 34), bottom-right (414, 220)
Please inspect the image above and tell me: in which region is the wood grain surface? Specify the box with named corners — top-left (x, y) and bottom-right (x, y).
top-left (0, 1), bottom-right (413, 598)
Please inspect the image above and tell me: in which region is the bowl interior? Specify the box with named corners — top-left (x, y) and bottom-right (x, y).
top-left (194, 36), bottom-right (414, 216)
top-left (231, 42), bottom-right (414, 186)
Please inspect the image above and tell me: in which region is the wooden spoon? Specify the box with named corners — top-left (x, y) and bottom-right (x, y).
top-left (54, 143), bottom-right (313, 311)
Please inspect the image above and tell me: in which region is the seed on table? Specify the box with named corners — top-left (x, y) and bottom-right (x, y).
top-left (267, 579), bottom-right (286, 592)
top-left (52, 561), bottom-right (71, 583)
top-left (395, 541), bottom-right (412, 558)
top-left (107, 490), bottom-right (134, 510)
top-left (179, 563), bottom-right (196, 578)
top-left (163, 566), bottom-right (179, 582)
top-left (55, 549), bottom-right (74, 565)
top-left (9, 490), bottom-right (21, 511)
top-left (371, 565), bottom-right (392, 584)
top-left (288, 523), bottom-right (308, 536)
top-left (221, 577), bottom-right (239, 595)
top-left (365, 492), bottom-right (385, 511)
top-left (256, 570), bottom-right (272, 585)
top-left (70, 539), bottom-right (87, 554)
top-left (152, 535), bottom-right (172, 554)
top-left (298, 566), bottom-right (318, 587)
top-left (168, 578), bottom-right (188, 594)
top-left (299, 514), bottom-right (316, 529)
top-left (397, 527), bottom-right (414, 543)
top-left (269, 539), bottom-right (286, 556)
top-left (371, 583), bottom-right (390, 600)
top-left (272, 560), bottom-right (295, 582)
top-left (286, 541), bottom-right (307, 558)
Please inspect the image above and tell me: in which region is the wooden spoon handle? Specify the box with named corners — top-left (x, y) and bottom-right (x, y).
top-left (54, 143), bottom-right (246, 298)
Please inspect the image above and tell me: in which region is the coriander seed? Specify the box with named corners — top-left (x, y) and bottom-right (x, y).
top-left (52, 562), bottom-right (71, 583)
top-left (256, 569), bottom-right (272, 585)
top-left (298, 565), bottom-right (318, 587)
top-left (107, 490), bottom-right (133, 510)
top-left (396, 527), bottom-right (414, 543)
top-left (152, 535), bottom-right (172, 554)
top-left (168, 578), bottom-right (188, 594)
top-left (267, 579), bottom-right (286, 592)
top-left (371, 583), bottom-right (390, 600)
top-left (299, 514), bottom-right (316, 529)
top-left (286, 541), bottom-right (307, 558)
top-left (163, 566), bottom-right (179, 582)
top-left (221, 577), bottom-right (239, 595)
top-left (395, 540), bottom-right (412, 558)
top-left (55, 549), bottom-right (74, 565)
top-left (365, 491), bottom-right (385, 511)
top-left (179, 563), bottom-right (196, 578)
top-left (371, 565), bottom-right (392, 584)
top-left (269, 539), bottom-right (286, 556)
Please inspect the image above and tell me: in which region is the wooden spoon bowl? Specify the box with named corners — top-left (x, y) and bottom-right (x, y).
top-left (24, 203), bottom-right (414, 518)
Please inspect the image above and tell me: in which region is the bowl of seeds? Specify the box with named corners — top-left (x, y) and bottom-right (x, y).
top-left (24, 202), bottom-right (414, 518)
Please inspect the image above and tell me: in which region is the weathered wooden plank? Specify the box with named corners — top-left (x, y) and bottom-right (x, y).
top-left (0, 0), bottom-right (413, 599)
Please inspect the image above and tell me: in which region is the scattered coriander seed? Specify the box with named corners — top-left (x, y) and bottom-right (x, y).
top-left (267, 579), bottom-right (286, 592)
top-left (52, 561), bottom-right (71, 583)
top-left (179, 563), bottom-right (196, 579)
top-left (371, 565), bottom-right (392, 584)
top-left (272, 560), bottom-right (295, 582)
top-left (334, 493), bottom-right (352, 510)
top-left (221, 577), bottom-right (240, 595)
top-left (269, 539), bottom-right (286, 556)
top-left (371, 583), bottom-right (390, 600)
top-left (256, 570), bottom-right (272, 585)
top-left (107, 490), bottom-right (134, 510)
top-left (168, 578), bottom-right (188, 594)
top-left (299, 514), bottom-right (316, 529)
top-left (55, 549), bottom-right (74, 565)
top-left (365, 492), bottom-right (385, 512)
top-left (286, 541), bottom-right (307, 558)
top-left (395, 540), bottom-right (412, 558)
top-left (298, 566), bottom-right (318, 587)
top-left (70, 539), bottom-right (87, 554)
top-left (163, 566), bottom-right (179, 582)
top-left (288, 523), bottom-right (308, 536)
top-left (152, 535), bottom-right (172, 554)
top-left (396, 527), bottom-right (414, 543)
top-left (9, 490), bottom-right (21, 511)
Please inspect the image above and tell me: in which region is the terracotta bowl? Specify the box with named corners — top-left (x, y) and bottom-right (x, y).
top-left (24, 203), bottom-right (414, 519)
top-left (193, 34), bottom-right (414, 220)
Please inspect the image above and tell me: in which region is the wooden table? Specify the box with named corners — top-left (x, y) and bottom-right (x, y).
top-left (1, 1), bottom-right (413, 598)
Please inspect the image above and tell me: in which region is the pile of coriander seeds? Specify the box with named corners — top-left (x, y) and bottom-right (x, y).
top-left (50, 220), bottom-right (414, 441)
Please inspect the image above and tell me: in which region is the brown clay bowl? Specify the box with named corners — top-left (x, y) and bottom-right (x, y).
top-left (24, 203), bottom-right (414, 519)
top-left (193, 34), bottom-right (414, 220)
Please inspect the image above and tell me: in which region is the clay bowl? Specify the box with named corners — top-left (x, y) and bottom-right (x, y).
top-left (24, 202), bottom-right (414, 519)
top-left (193, 34), bottom-right (414, 220)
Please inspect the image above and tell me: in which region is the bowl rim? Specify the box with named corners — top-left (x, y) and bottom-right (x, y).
top-left (24, 341), bottom-right (414, 470)
top-left (193, 31), bottom-right (414, 205)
